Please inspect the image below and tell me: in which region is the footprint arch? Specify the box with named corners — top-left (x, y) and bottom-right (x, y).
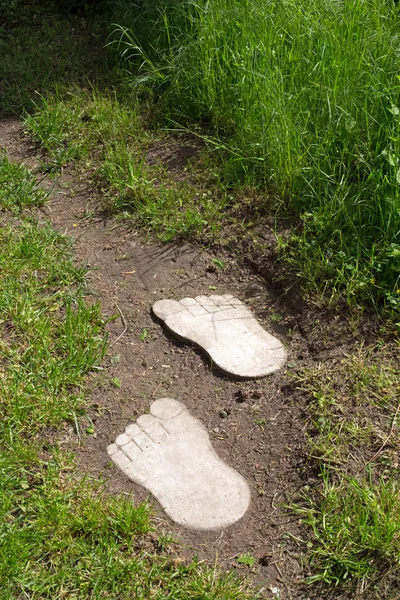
top-left (152, 294), bottom-right (286, 378)
top-left (107, 398), bottom-right (251, 530)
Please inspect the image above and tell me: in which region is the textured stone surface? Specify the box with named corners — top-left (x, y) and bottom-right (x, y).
top-left (107, 398), bottom-right (251, 530)
top-left (152, 294), bottom-right (286, 378)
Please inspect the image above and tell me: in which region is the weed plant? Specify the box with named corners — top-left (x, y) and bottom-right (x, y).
top-left (111, 0), bottom-right (400, 313)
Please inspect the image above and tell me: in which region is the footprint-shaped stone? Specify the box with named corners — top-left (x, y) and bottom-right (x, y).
top-left (152, 294), bottom-right (286, 378)
top-left (107, 398), bottom-right (251, 530)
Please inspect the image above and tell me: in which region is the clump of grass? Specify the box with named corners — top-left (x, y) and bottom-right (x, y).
top-left (297, 474), bottom-right (400, 589)
top-left (111, 0), bottom-right (400, 313)
top-left (0, 154), bottom-right (48, 212)
top-left (0, 457), bottom-right (151, 598)
top-left (0, 184), bottom-right (107, 434)
top-left (298, 349), bottom-right (400, 471)
top-left (293, 345), bottom-right (400, 593)
top-left (25, 91), bottom-right (141, 171)
top-left (0, 156), bottom-right (106, 437)
top-left (26, 93), bottom-right (229, 240)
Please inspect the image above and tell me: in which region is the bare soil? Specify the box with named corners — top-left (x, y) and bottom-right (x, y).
top-left (0, 116), bottom-right (372, 599)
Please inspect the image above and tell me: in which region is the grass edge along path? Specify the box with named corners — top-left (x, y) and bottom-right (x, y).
top-left (0, 152), bottom-right (254, 599)
top-left (109, 0), bottom-right (400, 316)
top-left (24, 91), bottom-right (231, 243)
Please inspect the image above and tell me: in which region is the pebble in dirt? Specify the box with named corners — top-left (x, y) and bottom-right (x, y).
top-left (108, 398), bottom-right (251, 530)
top-left (152, 294), bottom-right (286, 378)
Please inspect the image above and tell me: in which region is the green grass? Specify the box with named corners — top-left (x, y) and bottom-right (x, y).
top-left (297, 475), bottom-right (400, 588)
top-left (111, 0), bottom-right (400, 314)
top-left (293, 346), bottom-right (400, 593)
top-left (25, 92), bottom-right (229, 240)
top-left (298, 349), bottom-right (400, 469)
top-left (0, 154), bottom-right (254, 598)
top-left (0, 0), bottom-right (229, 242)
top-left (0, 153), bottom-right (48, 212)
top-left (0, 1), bottom-right (111, 114)
top-left (0, 223), bottom-right (105, 433)
top-left (3, 0), bottom-right (400, 312)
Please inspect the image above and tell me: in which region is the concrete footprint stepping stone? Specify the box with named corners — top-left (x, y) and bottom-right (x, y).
top-left (152, 294), bottom-right (286, 378)
top-left (107, 398), bottom-right (250, 530)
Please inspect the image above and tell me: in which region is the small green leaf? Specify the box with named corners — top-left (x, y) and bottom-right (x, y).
top-left (270, 313), bottom-right (282, 322)
top-left (211, 257), bottom-right (225, 271)
top-left (139, 328), bottom-right (150, 342)
top-left (237, 553), bottom-right (256, 567)
top-left (111, 377), bottom-right (121, 388)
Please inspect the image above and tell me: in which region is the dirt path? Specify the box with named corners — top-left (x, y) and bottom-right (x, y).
top-left (0, 117), bottom-right (321, 599)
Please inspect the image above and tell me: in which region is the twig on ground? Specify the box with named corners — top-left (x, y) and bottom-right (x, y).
top-left (73, 413), bottom-right (81, 445)
top-left (152, 382), bottom-right (162, 397)
top-left (110, 302), bottom-right (128, 348)
top-left (173, 273), bottom-right (207, 290)
top-left (271, 559), bottom-right (284, 581)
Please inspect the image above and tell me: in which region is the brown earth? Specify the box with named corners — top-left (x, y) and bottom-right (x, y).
top-left (1, 117), bottom-right (372, 600)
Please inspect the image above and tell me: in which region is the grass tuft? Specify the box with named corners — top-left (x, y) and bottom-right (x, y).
top-left (294, 345), bottom-right (400, 593)
top-left (26, 93), bottom-right (229, 240)
top-left (0, 154), bottom-right (48, 212)
top-left (297, 474), bottom-right (400, 587)
top-left (298, 348), bottom-right (400, 470)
